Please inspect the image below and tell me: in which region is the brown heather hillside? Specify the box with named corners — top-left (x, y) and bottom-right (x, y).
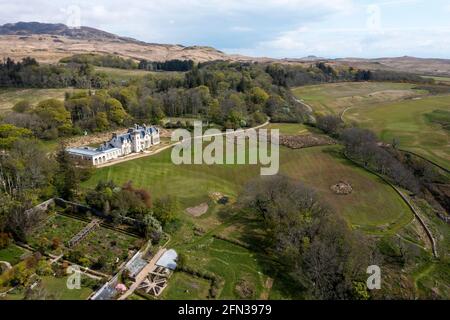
top-left (1, 22), bottom-right (450, 76)
top-left (0, 34), bottom-right (241, 64)
top-left (0, 22), bottom-right (259, 63)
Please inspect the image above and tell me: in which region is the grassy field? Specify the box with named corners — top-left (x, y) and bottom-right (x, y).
top-left (293, 82), bottom-right (427, 115)
top-left (422, 75), bottom-right (450, 85)
top-left (94, 67), bottom-right (153, 82)
top-left (27, 213), bottom-right (86, 253)
top-left (84, 144), bottom-right (413, 234)
top-left (40, 275), bottom-right (94, 300)
top-left (0, 88), bottom-right (82, 114)
top-left (279, 146), bottom-right (413, 233)
top-left (344, 95), bottom-right (450, 170)
top-left (3, 275), bottom-right (95, 300)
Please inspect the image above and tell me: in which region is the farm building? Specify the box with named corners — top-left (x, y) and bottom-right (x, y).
top-left (67, 124), bottom-right (160, 165)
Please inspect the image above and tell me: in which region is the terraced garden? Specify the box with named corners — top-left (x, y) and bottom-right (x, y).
top-left (27, 211), bottom-right (141, 274)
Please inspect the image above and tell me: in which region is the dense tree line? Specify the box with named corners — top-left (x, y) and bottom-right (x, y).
top-left (266, 62), bottom-right (430, 87)
top-left (61, 54), bottom-right (195, 72)
top-left (138, 59), bottom-right (194, 72)
top-left (0, 59), bottom-right (310, 133)
top-left (135, 61), bottom-right (308, 127)
top-left (4, 98), bottom-right (74, 140)
top-left (0, 58), bottom-right (110, 88)
top-left (60, 54), bottom-right (138, 70)
top-left (2, 58), bottom-right (431, 136)
top-left (0, 140), bottom-right (60, 241)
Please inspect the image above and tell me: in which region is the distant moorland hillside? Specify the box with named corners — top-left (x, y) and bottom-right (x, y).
top-left (2, 22), bottom-right (450, 76)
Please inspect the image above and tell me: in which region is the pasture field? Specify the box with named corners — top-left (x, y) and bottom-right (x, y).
top-left (161, 272), bottom-right (211, 300)
top-left (94, 66), bottom-right (153, 82)
top-left (293, 82), bottom-right (427, 115)
top-left (84, 144), bottom-right (413, 234)
top-left (344, 95), bottom-right (450, 170)
top-left (82, 138), bottom-right (418, 299)
top-left (0, 88), bottom-right (82, 113)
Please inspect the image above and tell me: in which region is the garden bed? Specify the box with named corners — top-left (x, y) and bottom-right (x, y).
top-left (27, 211), bottom-right (143, 274)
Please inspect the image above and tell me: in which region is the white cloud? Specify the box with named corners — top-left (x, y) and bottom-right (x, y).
top-left (0, 0), bottom-right (448, 58)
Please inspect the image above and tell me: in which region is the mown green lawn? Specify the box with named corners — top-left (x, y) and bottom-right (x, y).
top-left (344, 95), bottom-right (450, 170)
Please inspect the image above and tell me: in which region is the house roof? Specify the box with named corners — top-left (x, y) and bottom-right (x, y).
top-left (67, 146), bottom-right (120, 157)
top-left (156, 249), bottom-right (178, 270)
top-left (66, 147), bottom-right (102, 157)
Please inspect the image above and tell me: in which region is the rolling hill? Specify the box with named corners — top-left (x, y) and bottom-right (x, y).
top-left (0, 22), bottom-right (250, 63)
top-left (1, 22), bottom-right (450, 76)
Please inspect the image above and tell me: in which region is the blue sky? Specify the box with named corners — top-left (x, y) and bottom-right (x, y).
top-left (1, 0), bottom-right (449, 59)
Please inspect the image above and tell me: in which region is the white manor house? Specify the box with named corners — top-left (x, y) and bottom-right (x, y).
top-left (67, 124), bottom-right (160, 165)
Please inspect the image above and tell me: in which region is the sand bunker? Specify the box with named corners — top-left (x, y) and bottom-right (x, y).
top-left (186, 203), bottom-right (209, 217)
